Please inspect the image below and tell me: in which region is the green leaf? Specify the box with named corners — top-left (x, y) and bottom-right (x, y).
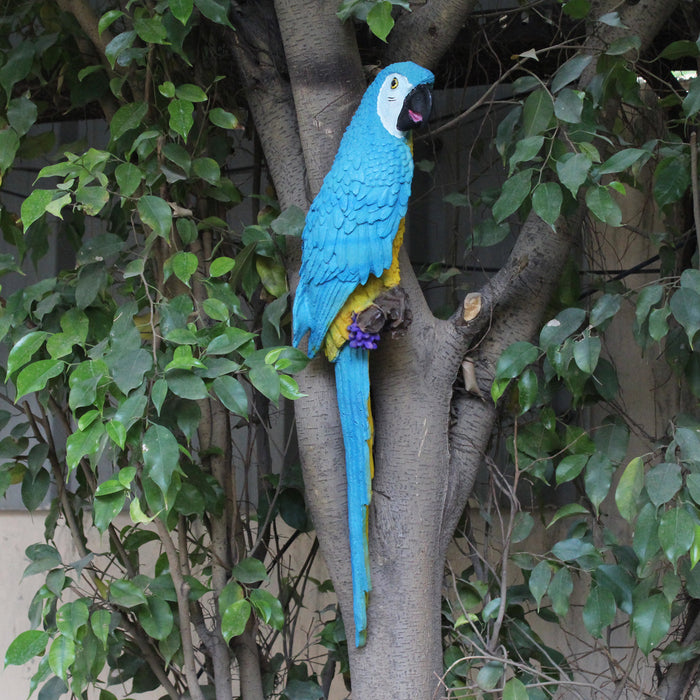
top-left (282, 680), bottom-right (325, 700)
top-left (529, 560), bottom-right (552, 610)
top-left (598, 148), bottom-right (648, 175)
top-left (556, 152), bottom-right (592, 198)
top-left (503, 678), bottom-right (528, 700)
top-left (670, 288), bottom-right (700, 348)
top-left (654, 155), bottom-right (690, 208)
top-left (573, 333), bottom-right (601, 374)
top-left (470, 218), bottom-right (511, 248)
top-left (138, 195), bottom-right (172, 238)
top-left (522, 89), bottom-right (554, 137)
top-left (584, 452), bottom-right (614, 512)
top-left (115, 162), bottom-right (142, 197)
top-left (548, 502), bottom-right (589, 527)
top-left (170, 0), bottom-right (194, 24)
top-left (553, 88), bottom-right (584, 123)
top-left (176, 83), bottom-right (207, 102)
top-left (167, 371), bottom-right (209, 400)
top-left (531, 182), bottom-right (562, 227)
top-left (633, 502), bottom-right (661, 566)
top-left (661, 39), bottom-right (700, 59)
top-left (248, 364), bottom-right (281, 403)
top-left (582, 586), bottom-right (616, 638)
top-left (492, 341), bottom-right (539, 403)
top-left (595, 565), bottom-right (634, 614)
top-left (221, 599), bottom-right (252, 643)
top-left (21, 468), bottom-right (50, 511)
top-left (24, 543), bottom-right (61, 576)
top-left (615, 456), bottom-right (644, 523)
top-left (366, 1), bottom-right (394, 42)
top-left (551, 54), bottom-right (592, 92)
top-left (139, 596), bottom-right (174, 640)
top-left (49, 636), bottom-right (75, 682)
top-left (658, 507), bottom-right (695, 568)
top-left (210, 256), bottom-right (236, 277)
top-left (585, 186), bottom-right (622, 226)
top-left (106, 420), bottom-right (127, 449)
top-left (594, 416), bottom-right (629, 463)
top-left (110, 102), bottom-right (148, 140)
top-left (646, 462), bottom-right (681, 507)
top-left (174, 218), bottom-right (197, 246)
top-left (590, 293), bottom-right (621, 328)
top-left (213, 375), bottom-right (249, 418)
top-left (142, 424), bottom-right (182, 498)
top-left (171, 251), bottom-right (199, 285)
top-left (209, 107), bottom-right (239, 129)
top-left (20, 189), bottom-right (56, 230)
top-left (202, 297), bottom-right (230, 322)
top-left (549, 566), bottom-right (573, 617)
top-left (540, 307), bottom-right (586, 350)
top-left (56, 599), bottom-right (89, 641)
top-left (508, 135), bottom-right (544, 174)
top-left (168, 98), bottom-right (194, 141)
top-left (232, 557), bottom-right (268, 584)
top-left (633, 594), bottom-right (670, 655)
top-left (193, 157), bottom-right (220, 184)
top-left (0, 127), bottom-right (20, 173)
top-left (492, 168), bottom-right (533, 223)
top-left (98, 9), bottom-right (124, 35)
top-left (8, 95), bottom-right (38, 137)
top-left (151, 378), bottom-right (168, 416)
top-left (94, 490), bottom-right (126, 533)
top-left (194, 0), bottom-right (234, 28)
top-left (15, 359), bottom-right (64, 400)
top-left (4, 630), bottom-right (49, 667)
top-left (7, 331), bottom-right (48, 378)
top-left (134, 16), bottom-right (168, 44)
top-left (110, 579), bottom-right (148, 608)
top-left (0, 42), bottom-right (34, 101)
top-left (250, 589), bottom-right (284, 630)
top-left (517, 368), bottom-right (538, 414)
top-left (476, 661), bottom-right (503, 691)
top-left (606, 35), bottom-right (641, 56)
top-left (555, 454), bottom-right (588, 484)
top-left (551, 538), bottom-right (600, 567)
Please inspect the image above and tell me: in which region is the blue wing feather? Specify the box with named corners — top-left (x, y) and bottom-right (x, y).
top-left (292, 129), bottom-right (413, 357)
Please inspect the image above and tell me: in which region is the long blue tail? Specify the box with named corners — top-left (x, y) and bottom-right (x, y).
top-left (334, 343), bottom-right (373, 647)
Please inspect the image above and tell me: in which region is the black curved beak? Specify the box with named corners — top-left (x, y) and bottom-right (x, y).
top-left (396, 83), bottom-right (433, 132)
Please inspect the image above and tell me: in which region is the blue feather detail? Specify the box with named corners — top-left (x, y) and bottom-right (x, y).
top-left (334, 344), bottom-right (372, 647)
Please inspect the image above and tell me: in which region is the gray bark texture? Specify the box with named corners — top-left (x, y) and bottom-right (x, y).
top-left (230, 0), bottom-right (680, 696)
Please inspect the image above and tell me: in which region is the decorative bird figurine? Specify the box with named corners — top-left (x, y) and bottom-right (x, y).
top-left (292, 61), bottom-right (434, 647)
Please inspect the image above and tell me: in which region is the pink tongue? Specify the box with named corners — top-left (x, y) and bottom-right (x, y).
top-left (408, 109), bottom-right (422, 123)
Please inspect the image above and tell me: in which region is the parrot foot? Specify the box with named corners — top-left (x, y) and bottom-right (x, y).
top-left (350, 286), bottom-right (412, 349)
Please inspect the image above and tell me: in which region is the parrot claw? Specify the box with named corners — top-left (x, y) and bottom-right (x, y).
top-left (355, 286), bottom-right (412, 340)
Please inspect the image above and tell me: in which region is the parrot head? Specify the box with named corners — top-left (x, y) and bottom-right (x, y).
top-left (374, 61), bottom-right (434, 139)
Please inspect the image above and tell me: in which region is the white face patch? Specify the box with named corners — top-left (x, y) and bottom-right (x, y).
top-left (377, 72), bottom-right (414, 138)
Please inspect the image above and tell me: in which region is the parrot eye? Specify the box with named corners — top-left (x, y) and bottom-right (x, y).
top-left (390, 77), bottom-right (399, 89)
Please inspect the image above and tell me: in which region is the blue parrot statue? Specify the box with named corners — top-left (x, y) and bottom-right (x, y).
top-left (292, 61), bottom-right (434, 647)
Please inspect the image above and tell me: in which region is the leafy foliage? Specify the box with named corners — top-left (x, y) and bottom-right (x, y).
top-left (0, 3), bottom-right (338, 698)
top-left (434, 4), bottom-right (700, 699)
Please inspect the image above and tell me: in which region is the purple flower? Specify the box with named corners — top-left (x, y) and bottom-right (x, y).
top-left (347, 315), bottom-right (380, 350)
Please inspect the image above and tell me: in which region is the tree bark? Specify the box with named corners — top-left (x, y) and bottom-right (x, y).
top-left (383, 0), bottom-right (478, 69)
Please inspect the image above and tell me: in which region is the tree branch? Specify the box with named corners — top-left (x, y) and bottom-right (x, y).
top-left (226, 0), bottom-right (308, 209)
top-left (273, 0), bottom-right (365, 195)
top-left (384, 0), bottom-right (478, 70)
